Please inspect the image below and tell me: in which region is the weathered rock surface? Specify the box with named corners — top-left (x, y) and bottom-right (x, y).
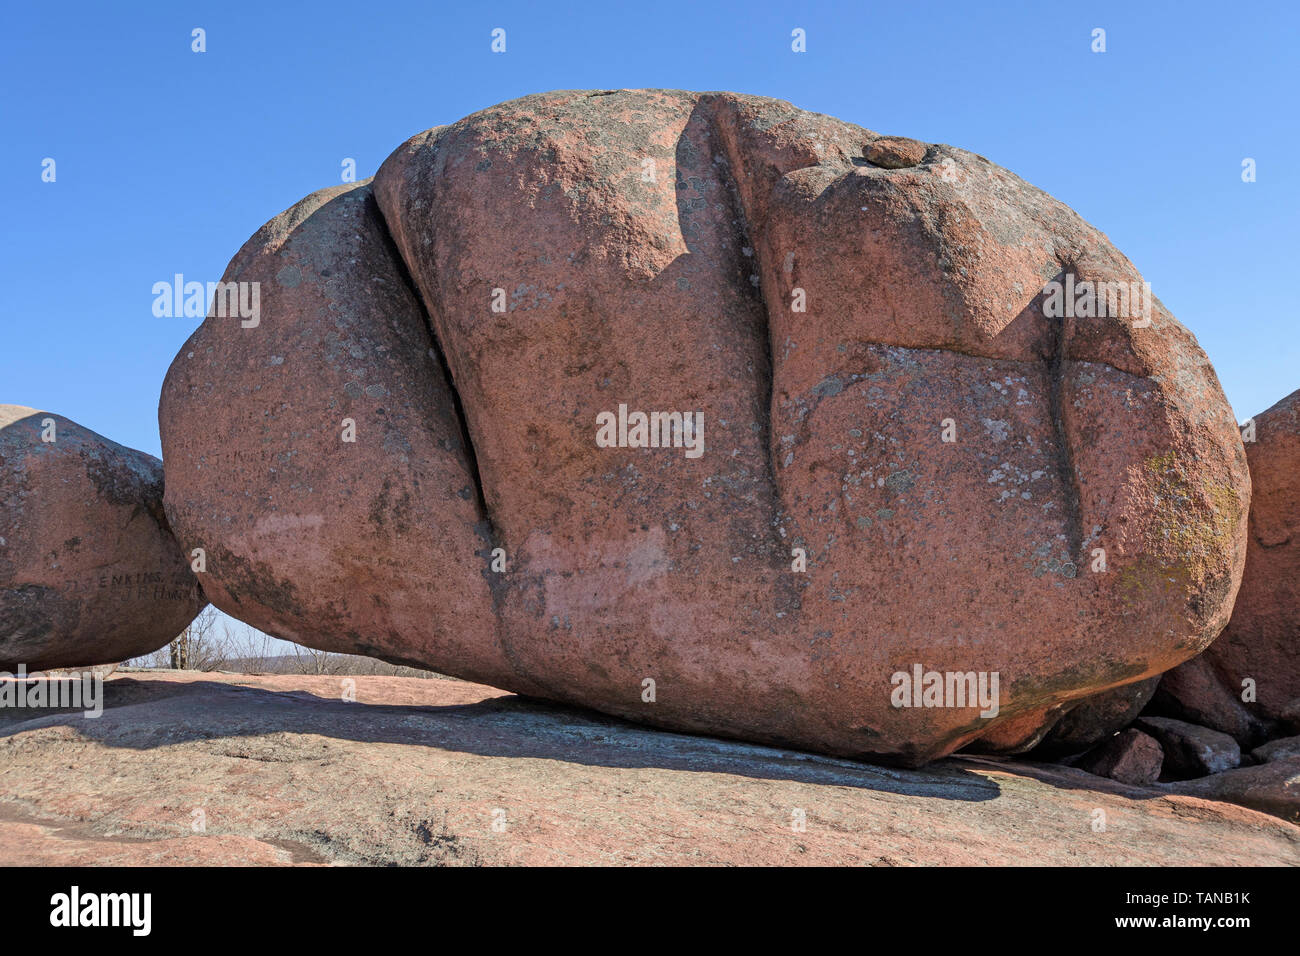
top-left (1160, 389), bottom-right (1299, 739)
top-left (1135, 716), bottom-right (1241, 778)
top-left (0, 670), bottom-right (1296, 866)
top-left (159, 89), bottom-right (1250, 765)
top-left (0, 406), bottom-right (205, 669)
top-left (1077, 728), bottom-right (1164, 785)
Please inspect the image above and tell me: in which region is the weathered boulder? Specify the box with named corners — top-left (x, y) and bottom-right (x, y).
top-left (1159, 389), bottom-right (1299, 740)
top-left (0, 406), bottom-right (205, 669)
top-left (159, 90), bottom-right (1250, 764)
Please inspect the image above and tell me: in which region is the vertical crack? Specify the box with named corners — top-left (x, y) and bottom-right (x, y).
top-left (699, 98), bottom-right (785, 549)
top-left (365, 183), bottom-right (539, 694)
top-left (1045, 273), bottom-right (1084, 561)
top-left (365, 189), bottom-right (498, 549)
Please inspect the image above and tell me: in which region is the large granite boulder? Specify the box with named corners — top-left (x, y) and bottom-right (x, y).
top-left (0, 405), bottom-right (205, 669)
top-left (159, 90), bottom-right (1250, 764)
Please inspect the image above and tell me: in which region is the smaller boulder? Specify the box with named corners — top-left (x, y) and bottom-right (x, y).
top-left (864, 135), bottom-right (927, 168)
top-left (1076, 729), bottom-right (1164, 786)
top-left (1145, 655), bottom-right (1269, 746)
top-left (1135, 716), bottom-right (1241, 778)
top-left (1252, 736), bottom-right (1300, 764)
top-left (1035, 677), bottom-right (1161, 757)
top-left (1279, 699), bottom-right (1300, 734)
top-left (0, 405), bottom-right (206, 670)
top-left (1158, 389), bottom-right (1300, 740)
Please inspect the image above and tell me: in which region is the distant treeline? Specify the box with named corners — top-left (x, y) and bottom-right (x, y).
top-left (125, 605), bottom-right (445, 678)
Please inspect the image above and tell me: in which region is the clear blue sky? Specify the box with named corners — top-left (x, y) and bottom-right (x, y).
top-left (4, 0), bottom-right (1297, 454)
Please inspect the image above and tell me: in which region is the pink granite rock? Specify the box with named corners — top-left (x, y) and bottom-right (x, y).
top-left (1253, 736), bottom-right (1300, 763)
top-left (1147, 653), bottom-right (1268, 745)
top-left (1077, 728), bottom-right (1164, 786)
top-left (1162, 756), bottom-right (1300, 824)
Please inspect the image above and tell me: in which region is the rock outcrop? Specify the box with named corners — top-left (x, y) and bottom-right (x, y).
top-left (159, 90), bottom-right (1250, 764)
top-left (0, 406), bottom-right (205, 669)
top-left (1254, 736), bottom-right (1300, 763)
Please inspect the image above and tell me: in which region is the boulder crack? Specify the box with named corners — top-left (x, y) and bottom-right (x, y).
top-left (1046, 303), bottom-right (1084, 560)
top-left (366, 190), bottom-right (498, 549)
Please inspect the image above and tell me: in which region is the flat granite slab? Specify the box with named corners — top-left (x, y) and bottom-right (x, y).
top-left (0, 671), bottom-right (1295, 866)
